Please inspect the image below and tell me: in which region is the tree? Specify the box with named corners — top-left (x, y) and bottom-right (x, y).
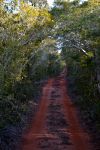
top-left (29, 0), bottom-right (48, 8)
top-left (51, 0), bottom-right (100, 94)
top-left (0, 0), bottom-right (55, 129)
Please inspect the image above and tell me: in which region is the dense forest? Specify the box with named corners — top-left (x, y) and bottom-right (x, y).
top-left (0, 0), bottom-right (100, 149)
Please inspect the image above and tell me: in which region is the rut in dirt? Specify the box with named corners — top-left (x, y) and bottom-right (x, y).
top-left (20, 72), bottom-right (91, 150)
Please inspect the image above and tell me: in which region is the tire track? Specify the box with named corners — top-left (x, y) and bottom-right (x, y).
top-left (20, 74), bottom-right (91, 150)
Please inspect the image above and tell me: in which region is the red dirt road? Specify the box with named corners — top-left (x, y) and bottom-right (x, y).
top-left (20, 73), bottom-right (91, 150)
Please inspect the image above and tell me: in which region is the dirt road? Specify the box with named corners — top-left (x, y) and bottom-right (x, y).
top-left (20, 73), bottom-right (91, 150)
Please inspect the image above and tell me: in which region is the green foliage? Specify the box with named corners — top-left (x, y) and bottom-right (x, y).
top-left (52, 0), bottom-right (100, 130)
top-left (0, 97), bottom-right (23, 128)
top-left (0, 1), bottom-right (62, 129)
top-left (0, 0), bottom-right (100, 131)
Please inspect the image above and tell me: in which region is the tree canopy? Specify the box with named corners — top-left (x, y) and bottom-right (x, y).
top-left (0, 0), bottom-right (100, 134)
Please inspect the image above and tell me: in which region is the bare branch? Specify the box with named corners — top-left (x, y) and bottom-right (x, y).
top-left (73, 44), bottom-right (89, 56)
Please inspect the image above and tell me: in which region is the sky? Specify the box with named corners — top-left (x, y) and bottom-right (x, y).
top-left (5, 0), bottom-right (87, 7)
top-left (5, 0), bottom-right (54, 6)
top-left (47, 0), bottom-right (88, 6)
top-left (47, 0), bottom-right (54, 7)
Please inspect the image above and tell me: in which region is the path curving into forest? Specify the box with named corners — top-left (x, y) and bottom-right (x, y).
top-left (20, 72), bottom-right (91, 150)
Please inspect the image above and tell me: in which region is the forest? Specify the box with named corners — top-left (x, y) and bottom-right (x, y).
top-left (0, 0), bottom-right (100, 149)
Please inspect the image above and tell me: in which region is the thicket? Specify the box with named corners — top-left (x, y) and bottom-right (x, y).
top-left (51, 0), bottom-right (100, 130)
top-left (0, 0), bottom-right (63, 129)
top-left (0, 0), bottom-right (100, 137)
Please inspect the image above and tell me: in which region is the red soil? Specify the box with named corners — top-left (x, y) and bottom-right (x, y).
top-left (20, 72), bottom-right (91, 150)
